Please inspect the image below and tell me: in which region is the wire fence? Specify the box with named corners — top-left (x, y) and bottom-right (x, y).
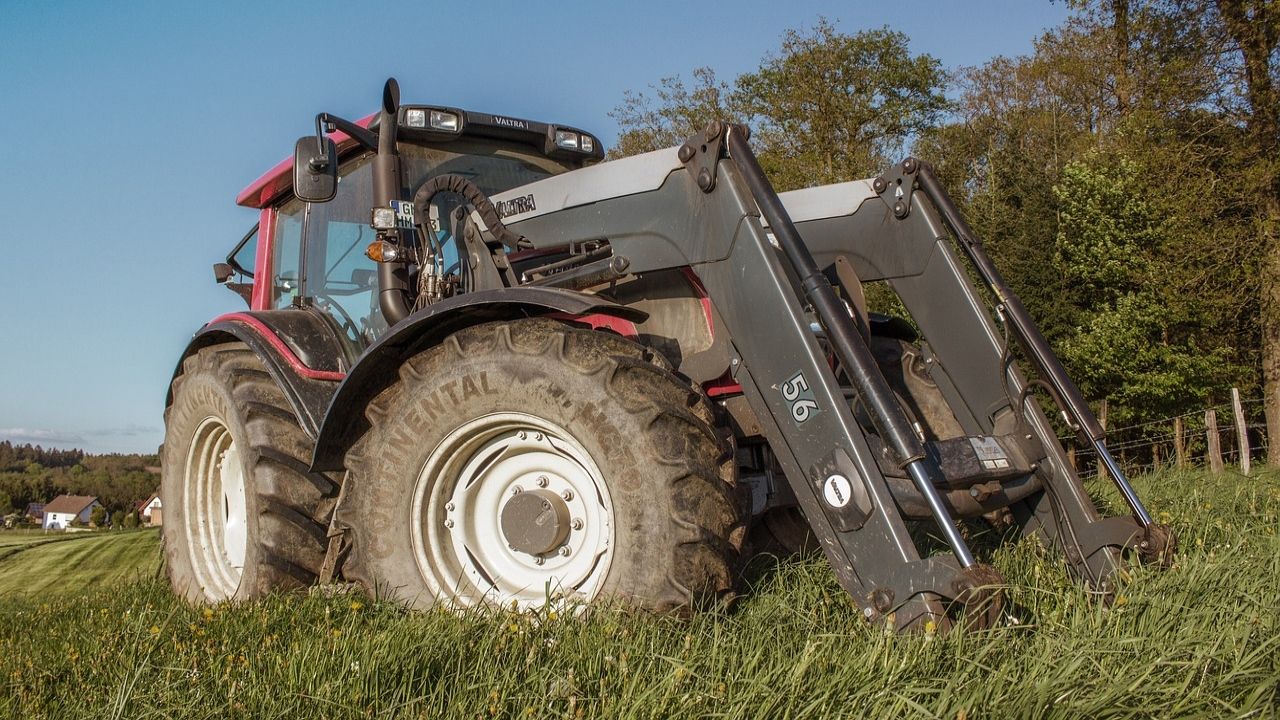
top-left (1062, 394), bottom-right (1270, 476)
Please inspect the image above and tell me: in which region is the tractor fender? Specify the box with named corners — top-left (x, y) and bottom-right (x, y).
top-left (166, 308), bottom-right (350, 439)
top-left (309, 286), bottom-right (648, 472)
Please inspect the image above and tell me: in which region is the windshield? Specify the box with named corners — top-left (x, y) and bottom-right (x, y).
top-left (399, 139), bottom-right (573, 277)
top-left (400, 138), bottom-right (574, 195)
top-left (290, 139), bottom-right (575, 354)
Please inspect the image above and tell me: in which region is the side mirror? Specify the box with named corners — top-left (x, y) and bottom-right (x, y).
top-left (213, 262), bottom-right (234, 283)
top-left (293, 135), bottom-right (337, 203)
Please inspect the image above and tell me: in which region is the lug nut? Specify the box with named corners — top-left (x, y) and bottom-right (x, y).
top-left (518, 431), bottom-right (527, 440)
top-left (537, 475), bottom-right (549, 488)
top-left (535, 556), bottom-right (545, 566)
top-left (558, 546), bottom-right (571, 557)
top-left (873, 177), bottom-right (887, 193)
top-left (571, 518), bottom-right (584, 531)
top-left (533, 432), bottom-right (543, 441)
top-left (445, 502), bottom-right (455, 512)
top-left (561, 489), bottom-right (574, 501)
top-left (444, 519), bottom-right (454, 528)
top-left (511, 486), bottom-right (522, 495)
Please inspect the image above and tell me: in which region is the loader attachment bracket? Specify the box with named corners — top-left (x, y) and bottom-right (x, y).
top-left (678, 120), bottom-right (731, 193)
top-left (872, 158), bottom-right (922, 219)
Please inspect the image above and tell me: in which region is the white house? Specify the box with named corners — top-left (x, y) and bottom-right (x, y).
top-left (139, 493), bottom-right (162, 526)
top-left (42, 495), bottom-right (101, 530)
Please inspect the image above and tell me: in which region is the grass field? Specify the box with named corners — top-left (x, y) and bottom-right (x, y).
top-left (0, 529), bottom-right (160, 594)
top-left (0, 470), bottom-right (1276, 718)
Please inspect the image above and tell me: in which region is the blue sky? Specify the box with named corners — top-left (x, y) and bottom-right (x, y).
top-left (0, 0), bottom-right (1071, 454)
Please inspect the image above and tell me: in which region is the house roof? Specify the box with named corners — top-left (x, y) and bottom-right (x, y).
top-left (24, 502), bottom-right (44, 517)
top-left (43, 495), bottom-right (98, 515)
top-left (135, 491), bottom-right (160, 511)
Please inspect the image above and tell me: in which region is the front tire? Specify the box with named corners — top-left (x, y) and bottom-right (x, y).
top-left (338, 319), bottom-right (745, 612)
top-left (161, 343), bottom-right (338, 602)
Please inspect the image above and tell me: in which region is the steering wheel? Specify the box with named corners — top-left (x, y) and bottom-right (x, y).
top-left (312, 293), bottom-right (362, 343)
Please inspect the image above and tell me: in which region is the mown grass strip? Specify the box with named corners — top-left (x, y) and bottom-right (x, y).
top-left (0, 471), bottom-right (1275, 718)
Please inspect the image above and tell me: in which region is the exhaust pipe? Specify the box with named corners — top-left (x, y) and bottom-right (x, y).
top-left (374, 78), bottom-right (413, 326)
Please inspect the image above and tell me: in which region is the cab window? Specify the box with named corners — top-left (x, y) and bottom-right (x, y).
top-left (271, 153), bottom-right (381, 350)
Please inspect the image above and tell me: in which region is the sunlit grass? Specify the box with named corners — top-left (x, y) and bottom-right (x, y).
top-left (0, 471), bottom-right (1276, 718)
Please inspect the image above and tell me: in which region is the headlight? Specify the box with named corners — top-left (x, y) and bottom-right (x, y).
top-left (430, 110), bottom-right (460, 132)
top-left (555, 129), bottom-right (580, 150)
top-left (404, 108), bottom-right (427, 128)
top-left (370, 207), bottom-right (397, 230)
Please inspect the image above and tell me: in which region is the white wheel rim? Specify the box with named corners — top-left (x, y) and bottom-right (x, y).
top-left (412, 412), bottom-right (614, 609)
top-left (183, 416), bottom-right (247, 598)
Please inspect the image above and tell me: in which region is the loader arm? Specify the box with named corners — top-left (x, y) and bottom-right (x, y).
top-left (491, 124), bottom-right (1174, 628)
top-left (779, 163), bottom-right (1175, 589)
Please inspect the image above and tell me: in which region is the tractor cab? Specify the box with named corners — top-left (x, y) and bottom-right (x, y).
top-left (222, 98), bottom-right (604, 358)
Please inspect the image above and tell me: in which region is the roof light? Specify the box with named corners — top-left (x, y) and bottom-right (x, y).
top-left (555, 129), bottom-right (580, 150)
top-left (580, 135), bottom-right (595, 153)
top-left (404, 108), bottom-right (427, 128)
top-left (430, 110), bottom-right (460, 132)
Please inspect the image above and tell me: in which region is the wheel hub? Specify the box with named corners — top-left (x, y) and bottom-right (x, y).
top-left (500, 489), bottom-right (571, 555)
top-left (412, 412), bottom-right (615, 609)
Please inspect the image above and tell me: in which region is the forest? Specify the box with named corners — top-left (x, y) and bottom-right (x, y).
top-left (610, 0), bottom-right (1278, 468)
top-left (0, 441), bottom-right (159, 517)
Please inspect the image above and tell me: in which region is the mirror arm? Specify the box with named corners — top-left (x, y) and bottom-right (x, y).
top-left (314, 113), bottom-right (378, 155)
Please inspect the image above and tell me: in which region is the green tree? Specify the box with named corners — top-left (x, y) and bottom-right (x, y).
top-left (733, 21), bottom-right (948, 190)
top-left (1054, 157), bottom-right (1236, 425)
top-left (610, 67), bottom-right (731, 158)
top-left (611, 20), bottom-right (947, 191)
top-left (122, 511), bottom-right (139, 529)
top-left (1214, 0), bottom-right (1280, 464)
top-left (89, 505), bottom-right (106, 528)
top-left (110, 510), bottom-right (124, 529)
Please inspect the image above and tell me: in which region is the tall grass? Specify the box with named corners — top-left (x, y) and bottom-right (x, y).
top-left (0, 470), bottom-right (1276, 718)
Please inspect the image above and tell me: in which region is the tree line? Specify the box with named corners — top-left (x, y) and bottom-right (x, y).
top-left (0, 441), bottom-right (159, 517)
top-left (610, 1), bottom-right (1278, 465)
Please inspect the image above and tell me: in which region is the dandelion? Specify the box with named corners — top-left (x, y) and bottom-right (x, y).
top-left (1115, 596), bottom-right (1128, 607)
top-left (923, 619), bottom-right (938, 635)
top-left (330, 629), bottom-right (342, 638)
top-left (350, 601), bottom-right (364, 611)
top-left (202, 608), bottom-right (214, 620)
top-left (149, 626), bottom-right (161, 635)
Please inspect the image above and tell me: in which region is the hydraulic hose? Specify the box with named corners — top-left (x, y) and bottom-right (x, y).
top-left (411, 174), bottom-right (530, 251)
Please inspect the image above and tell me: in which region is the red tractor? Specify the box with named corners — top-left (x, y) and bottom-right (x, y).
top-left (163, 79), bottom-right (1172, 630)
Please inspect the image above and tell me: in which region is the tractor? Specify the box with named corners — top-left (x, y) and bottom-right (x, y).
top-left (162, 79), bottom-right (1174, 630)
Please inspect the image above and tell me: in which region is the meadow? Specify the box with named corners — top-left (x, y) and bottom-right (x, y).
top-left (0, 470), bottom-right (1275, 718)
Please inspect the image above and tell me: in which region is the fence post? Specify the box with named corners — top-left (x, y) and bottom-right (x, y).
top-left (1231, 387), bottom-right (1251, 475)
top-left (1206, 408), bottom-right (1224, 474)
top-left (1174, 416), bottom-right (1187, 469)
top-left (1067, 446), bottom-right (1077, 472)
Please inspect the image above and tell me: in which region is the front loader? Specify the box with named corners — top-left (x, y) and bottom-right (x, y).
top-left (163, 79), bottom-right (1174, 631)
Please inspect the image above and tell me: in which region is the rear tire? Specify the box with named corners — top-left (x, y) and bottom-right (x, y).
top-left (337, 319), bottom-right (745, 612)
top-left (161, 342), bottom-right (338, 602)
